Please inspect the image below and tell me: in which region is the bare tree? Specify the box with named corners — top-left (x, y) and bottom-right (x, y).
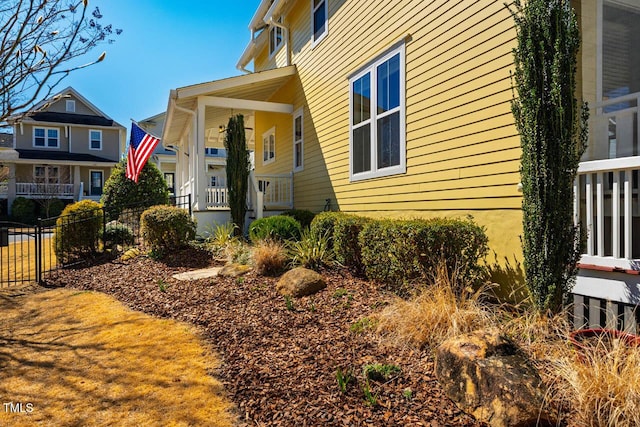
top-left (0, 0), bottom-right (121, 124)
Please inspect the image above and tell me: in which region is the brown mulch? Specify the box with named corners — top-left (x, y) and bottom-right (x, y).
top-left (44, 247), bottom-right (483, 427)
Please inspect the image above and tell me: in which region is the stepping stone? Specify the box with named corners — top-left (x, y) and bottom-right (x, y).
top-left (172, 267), bottom-right (222, 281)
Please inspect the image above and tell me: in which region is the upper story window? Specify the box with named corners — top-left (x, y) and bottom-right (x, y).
top-left (312, 0), bottom-right (328, 46)
top-left (293, 109), bottom-right (304, 172)
top-left (269, 17), bottom-right (284, 57)
top-left (263, 127), bottom-right (276, 165)
top-left (205, 147), bottom-right (219, 156)
top-left (350, 43), bottom-right (406, 181)
top-left (66, 100), bottom-right (75, 112)
top-left (89, 129), bottom-right (102, 150)
top-left (33, 127), bottom-right (59, 148)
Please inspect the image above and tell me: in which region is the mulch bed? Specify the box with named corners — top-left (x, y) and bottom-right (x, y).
top-left (45, 247), bottom-right (483, 426)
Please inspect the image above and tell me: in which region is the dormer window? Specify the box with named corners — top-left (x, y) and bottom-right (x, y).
top-left (269, 17), bottom-right (284, 56)
top-left (66, 100), bottom-right (75, 112)
top-left (312, 0), bottom-right (328, 46)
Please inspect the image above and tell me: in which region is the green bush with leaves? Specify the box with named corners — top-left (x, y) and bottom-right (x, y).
top-left (248, 215), bottom-right (302, 243)
top-left (53, 200), bottom-right (104, 264)
top-left (140, 205), bottom-right (196, 253)
top-left (101, 159), bottom-right (169, 220)
top-left (11, 196), bottom-right (37, 224)
top-left (359, 217), bottom-right (489, 294)
top-left (309, 211), bottom-right (344, 250)
top-left (333, 214), bottom-right (371, 274)
top-left (103, 221), bottom-right (135, 248)
top-left (289, 228), bottom-right (334, 270)
top-left (281, 209), bottom-right (316, 229)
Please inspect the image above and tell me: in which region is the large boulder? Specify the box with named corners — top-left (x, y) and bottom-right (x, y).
top-left (276, 267), bottom-right (326, 297)
top-left (435, 329), bottom-right (553, 427)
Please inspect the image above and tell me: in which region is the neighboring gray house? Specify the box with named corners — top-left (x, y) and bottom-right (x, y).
top-left (3, 87), bottom-right (126, 213)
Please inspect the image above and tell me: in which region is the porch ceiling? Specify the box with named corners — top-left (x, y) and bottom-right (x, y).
top-left (162, 65), bottom-right (297, 149)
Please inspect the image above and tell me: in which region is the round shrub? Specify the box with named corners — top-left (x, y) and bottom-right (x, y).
top-left (101, 160), bottom-right (169, 220)
top-left (103, 221), bottom-right (135, 248)
top-left (140, 205), bottom-right (196, 253)
top-left (249, 215), bottom-right (302, 243)
top-left (47, 198), bottom-right (66, 218)
top-left (309, 211), bottom-right (344, 249)
top-left (11, 197), bottom-right (36, 224)
top-left (281, 209), bottom-right (316, 229)
top-left (53, 200), bottom-right (104, 264)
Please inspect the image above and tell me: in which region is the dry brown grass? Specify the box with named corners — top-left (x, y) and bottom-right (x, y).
top-left (374, 265), bottom-right (493, 349)
top-left (252, 239), bottom-right (289, 276)
top-left (0, 238), bottom-right (56, 284)
top-left (0, 289), bottom-right (235, 426)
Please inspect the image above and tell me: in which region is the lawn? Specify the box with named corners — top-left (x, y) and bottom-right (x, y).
top-left (0, 237), bottom-right (56, 284)
top-left (0, 288), bottom-right (235, 426)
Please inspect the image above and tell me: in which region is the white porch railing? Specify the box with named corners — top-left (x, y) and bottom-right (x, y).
top-left (575, 156), bottom-right (640, 268)
top-left (204, 173), bottom-right (293, 212)
top-left (16, 182), bottom-right (75, 198)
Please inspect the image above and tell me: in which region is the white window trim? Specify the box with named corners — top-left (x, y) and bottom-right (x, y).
top-left (262, 126), bottom-right (276, 166)
top-left (89, 169), bottom-right (104, 196)
top-left (293, 108), bottom-right (304, 172)
top-left (311, 0), bottom-right (328, 48)
top-left (33, 165), bottom-right (60, 183)
top-left (268, 17), bottom-right (285, 59)
top-left (349, 42), bottom-right (406, 182)
top-left (66, 100), bottom-right (76, 112)
top-left (33, 126), bottom-right (59, 148)
top-left (89, 129), bottom-right (102, 150)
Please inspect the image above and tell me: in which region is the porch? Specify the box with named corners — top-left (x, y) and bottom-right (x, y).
top-left (205, 173), bottom-right (293, 211)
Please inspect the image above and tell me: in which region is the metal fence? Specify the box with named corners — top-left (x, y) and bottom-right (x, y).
top-left (0, 195), bottom-right (191, 287)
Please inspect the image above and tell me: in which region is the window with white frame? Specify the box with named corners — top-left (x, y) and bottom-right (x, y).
top-left (350, 43), bottom-right (405, 181)
top-left (269, 17), bottom-right (284, 56)
top-left (312, 0), bottom-right (328, 45)
top-left (293, 109), bottom-right (304, 172)
top-left (34, 165), bottom-right (60, 184)
top-left (33, 127), bottom-right (59, 148)
top-left (89, 129), bottom-right (102, 150)
top-left (66, 100), bottom-right (75, 112)
top-left (263, 127), bottom-right (276, 165)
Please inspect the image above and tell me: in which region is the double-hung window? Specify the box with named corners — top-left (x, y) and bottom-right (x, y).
top-left (350, 43), bottom-right (405, 181)
top-left (269, 17), bottom-right (284, 56)
top-left (263, 127), bottom-right (276, 165)
top-left (33, 127), bottom-right (59, 148)
top-left (293, 109), bottom-right (304, 172)
top-left (312, 0), bottom-right (328, 46)
top-left (89, 129), bottom-right (102, 150)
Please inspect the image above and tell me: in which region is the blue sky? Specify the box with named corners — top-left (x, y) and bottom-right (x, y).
top-left (62, 0), bottom-right (261, 133)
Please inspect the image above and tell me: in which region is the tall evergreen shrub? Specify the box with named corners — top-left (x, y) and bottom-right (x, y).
top-left (510, 0), bottom-right (589, 313)
top-left (224, 114), bottom-right (250, 236)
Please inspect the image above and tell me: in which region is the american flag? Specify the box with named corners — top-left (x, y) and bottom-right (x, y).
top-left (126, 122), bottom-right (160, 183)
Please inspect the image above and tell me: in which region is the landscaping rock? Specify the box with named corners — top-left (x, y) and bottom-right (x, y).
top-left (276, 267), bottom-right (326, 297)
top-left (435, 328), bottom-right (553, 427)
top-left (218, 263), bottom-right (251, 278)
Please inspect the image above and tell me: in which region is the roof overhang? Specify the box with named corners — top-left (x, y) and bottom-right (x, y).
top-left (11, 158), bottom-right (118, 167)
top-left (162, 65), bottom-right (297, 149)
top-left (237, 0), bottom-right (290, 71)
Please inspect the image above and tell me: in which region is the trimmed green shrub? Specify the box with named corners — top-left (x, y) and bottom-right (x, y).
top-left (140, 205), bottom-right (196, 253)
top-left (11, 196), bottom-right (36, 224)
top-left (47, 198), bottom-right (65, 218)
top-left (53, 200), bottom-right (104, 264)
top-left (249, 215), bottom-right (302, 243)
top-left (103, 222), bottom-right (135, 248)
top-left (359, 217), bottom-right (489, 294)
top-left (309, 211), bottom-right (344, 250)
top-left (101, 160), bottom-right (169, 220)
top-left (333, 214), bottom-right (371, 274)
top-left (282, 209), bottom-right (316, 229)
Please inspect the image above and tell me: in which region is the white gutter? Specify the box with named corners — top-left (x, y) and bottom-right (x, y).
top-left (249, 0), bottom-right (274, 31)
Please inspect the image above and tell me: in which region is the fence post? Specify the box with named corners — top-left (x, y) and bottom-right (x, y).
top-left (102, 207), bottom-right (106, 254)
top-left (188, 193), bottom-right (192, 216)
top-left (35, 218), bottom-right (42, 284)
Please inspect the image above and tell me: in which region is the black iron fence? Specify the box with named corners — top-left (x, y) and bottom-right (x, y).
top-left (0, 195), bottom-right (191, 287)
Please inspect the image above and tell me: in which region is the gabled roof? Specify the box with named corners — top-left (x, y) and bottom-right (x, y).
top-left (8, 86), bottom-right (125, 129)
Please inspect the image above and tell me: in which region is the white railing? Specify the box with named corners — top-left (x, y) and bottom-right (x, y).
top-left (16, 182), bottom-right (75, 198)
top-left (206, 187), bottom-right (228, 209)
top-left (575, 156), bottom-right (640, 268)
top-left (256, 173), bottom-right (293, 209)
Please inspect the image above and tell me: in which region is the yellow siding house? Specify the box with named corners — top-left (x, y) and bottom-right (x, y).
top-left (162, 0), bottom-right (640, 329)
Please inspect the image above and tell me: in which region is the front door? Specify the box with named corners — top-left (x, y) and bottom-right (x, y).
top-left (90, 171), bottom-right (103, 196)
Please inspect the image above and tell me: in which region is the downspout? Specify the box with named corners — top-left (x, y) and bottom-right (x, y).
top-left (268, 18), bottom-right (291, 66)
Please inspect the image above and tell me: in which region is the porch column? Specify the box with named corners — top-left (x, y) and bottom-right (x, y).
top-left (7, 164), bottom-right (16, 215)
top-left (73, 165), bottom-right (81, 200)
top-left (195, 99), bottom-right (207, 210)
